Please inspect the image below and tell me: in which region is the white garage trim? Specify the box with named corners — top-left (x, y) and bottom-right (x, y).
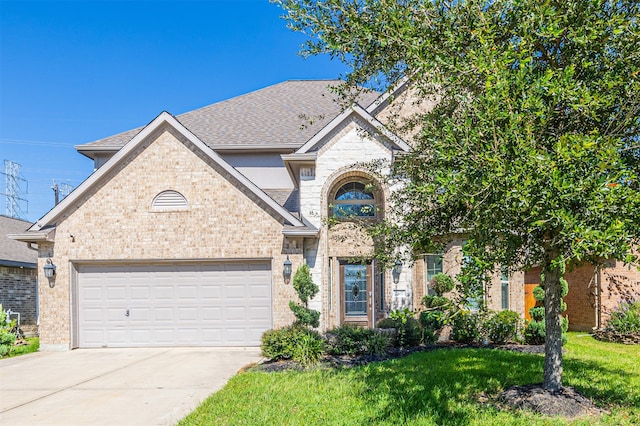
top-left (71, 260), bottom-right (272, 348)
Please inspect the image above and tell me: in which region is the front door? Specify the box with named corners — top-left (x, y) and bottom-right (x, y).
top-left (524, 283), bottom-right (538, 321)
top-left (340, 262), bottom-right (372, 327)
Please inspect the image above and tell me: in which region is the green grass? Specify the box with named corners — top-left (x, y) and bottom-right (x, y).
top-left (178, 333), bottom-right (639, 425)
top-left (7, 337), bottom-right (39, 358)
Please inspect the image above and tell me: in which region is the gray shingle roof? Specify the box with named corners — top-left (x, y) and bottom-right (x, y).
top-left (0, 215), bottom-right (36, 267)
top-left (263, 189), bottom-right (299, 213)
top-left (79, 80), bottom-right (379, 151)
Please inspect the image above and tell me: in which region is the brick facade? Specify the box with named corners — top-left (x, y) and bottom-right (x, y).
top-left (37, 127), bottom-right (299, 350)
top-left (524, 261), bottom-right (640, 331)
top-left (0, 266), bottom-right (37, 326)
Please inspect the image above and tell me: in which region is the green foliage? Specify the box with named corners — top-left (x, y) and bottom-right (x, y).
top-left (525, 285), bottom-right (568, 346)
top-left (450, 310), bottom-right (484, 344)
top-left (326, 324), bottom-right (373, 356)
top-left (289, 264), bottom-right (320, 328)
top-left (261, 325), bottom-right (325, 365)
top-left (419, 294), bottom-right (457, 343)
top-left (292, 263), bottom-right (318, 305)
top-left (560, 278), bottom-right (569, 298)
top-left (388, 308), bottom-right (421, 347)
top-left (429, 273), bottom-right (455, 296)
top-left (288, 301), bottom-right (320, 328)
top-left (529, 306), bottom-right (545, 322)
top-left (421, 295), bottom-right (451, 310)
top-left (375, 317), bottom-right (396, 329)
top-left (524, 320), bottom-right (547, 345)
top-left (291, 331), bottom-right (325, 366)
top-left (8, 337), bottom-right (39, 358)
top-left (0, 306), bottom-right (17, 358)
top-left (419, 310), bottom-right (444, 344)
top-left (606, 301), bottom-right (640, 334)
top-left (365, 331), bottom-right (391, 356)
top-left (275, 0), bottom-right (640, 391)
top-left (484, 310), bottom-right (521, 344)
top-left (533, 286), bottom-right (545, 302)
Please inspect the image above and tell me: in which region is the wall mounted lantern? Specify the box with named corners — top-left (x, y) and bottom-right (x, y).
top-left (392, 259), bottom-right (402, 285)
top-left (44, 258), bottom-right (56, 287)
top-left (283, 256), bottom-right (292, 284)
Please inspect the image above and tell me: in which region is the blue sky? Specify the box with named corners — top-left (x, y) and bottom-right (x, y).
top-left (0, 0), bottom-right (346, 223)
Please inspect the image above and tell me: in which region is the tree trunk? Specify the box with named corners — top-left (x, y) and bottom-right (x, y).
top-left (543, 265), bottom-right (563, 391)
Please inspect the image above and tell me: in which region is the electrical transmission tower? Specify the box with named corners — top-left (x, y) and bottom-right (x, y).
top-left (1, 160), bottom-right (29, 219)
top-left (52, 179), bottom-right (73, 205)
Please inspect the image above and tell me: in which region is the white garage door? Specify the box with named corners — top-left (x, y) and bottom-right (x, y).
top-left (77, 261), bottom-right (272, 348)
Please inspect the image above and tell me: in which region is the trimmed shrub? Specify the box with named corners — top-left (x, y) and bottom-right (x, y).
top-left (421, 295), bottom-right (452, 309)
top-left (388, 308), bottom-right (422, 347)
top-left (523, 281), bottom-right (569, 345)
top-left (429, 273), bottom-right (455, 296)
top-left (288, 302), bottom-right (320, 328)
top-left (376, 318), bottom-right (397, 329)
top-left (485, 310), bottom-right (521, 344)
top-left (450, 310), bottom-right (483, 344)
top-left (524, 320), bottom-right (546, 345)
top-left (606, 301), bottom-right (640, 334)
top-left (261, 325), bottom-right (324, 364)
top-left (326, 324), bottom-right (372, 356)
top-left (290, 264), bottom-right (320, 328)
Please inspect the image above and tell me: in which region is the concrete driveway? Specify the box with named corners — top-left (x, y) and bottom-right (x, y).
top-left (0, 347), bottom-right (262, 426)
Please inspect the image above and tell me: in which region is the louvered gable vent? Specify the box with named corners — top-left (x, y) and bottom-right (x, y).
top-left (151, 190), bottom-right (188, 211)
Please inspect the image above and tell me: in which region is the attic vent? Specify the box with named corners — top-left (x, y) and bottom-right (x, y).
top-left (300, 166), bottom-right (315, 180)
top-left (151, 190), bottom-right (188, 212)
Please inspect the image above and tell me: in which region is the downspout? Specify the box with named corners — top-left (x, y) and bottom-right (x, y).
top-left (27, 242), bottom-right (39, 251)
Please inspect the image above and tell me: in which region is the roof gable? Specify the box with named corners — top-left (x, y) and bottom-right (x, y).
top-left (30, 112), bottom-right (307, 232)
top-left (76, 81), bottom-right (380, 155)
top-left (296, 104), bottom-right (411, 154)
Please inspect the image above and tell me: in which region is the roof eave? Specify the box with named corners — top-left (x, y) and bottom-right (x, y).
top-left (282, 227), bottom-right (319, 237)
top-left (9, 230), bottom-right (55, 243)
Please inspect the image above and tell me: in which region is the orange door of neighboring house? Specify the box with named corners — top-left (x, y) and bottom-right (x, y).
top-left (524, 283), bottom-right (538, 321)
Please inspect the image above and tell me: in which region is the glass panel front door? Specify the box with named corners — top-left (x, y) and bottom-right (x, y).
top-left (344, 264), bottom-right (367, 316)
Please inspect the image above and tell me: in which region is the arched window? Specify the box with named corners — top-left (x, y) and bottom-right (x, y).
top-left (332, 182), bottom-right (376, 218)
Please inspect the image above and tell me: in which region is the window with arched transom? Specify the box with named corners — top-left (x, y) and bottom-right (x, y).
top-left (331, 181), bottom-right (378, 218)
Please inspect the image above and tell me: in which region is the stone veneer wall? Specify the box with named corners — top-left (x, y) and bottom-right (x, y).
top-left (38, 126), bottom-right (299, 350)
top-left (0, 266), bottom-right (37, 326)
top-left (299, 117), bottom-right (399, 330)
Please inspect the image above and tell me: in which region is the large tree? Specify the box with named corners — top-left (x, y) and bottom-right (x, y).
top-left (275, 0), bottom-right (640, 391)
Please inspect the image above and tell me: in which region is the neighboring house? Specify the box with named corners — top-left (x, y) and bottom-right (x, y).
top-left (10, 80), bottom-right (523, 351)
top-left (1, 215), bottom-right (38, 334)
top-left (525, 261), bottom-right (640, 331)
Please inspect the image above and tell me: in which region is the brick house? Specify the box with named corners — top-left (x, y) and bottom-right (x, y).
top-left (1, 215), bottom-right (38, 333)
top-left (525, 261), bottom-right (640, 331)
top-left (10, 80), bottom-right (527, 351)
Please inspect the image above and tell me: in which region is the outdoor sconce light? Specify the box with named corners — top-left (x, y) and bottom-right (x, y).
top-left (283, 255), bottom-right (292, 284)
top-left (392, 259), bottom-right (402, 285)
top-left (44, 258), bottom-right (56, 287)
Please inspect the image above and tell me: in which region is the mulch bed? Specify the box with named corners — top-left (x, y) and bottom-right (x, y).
top-left (498, 384), bottom-right (608, 419)
top-left (253, 342), bottom-right (605, 419)
top-left (592, 330), bottom-right (640, 344)
top-left (253, 341), bottom-right (545, 372)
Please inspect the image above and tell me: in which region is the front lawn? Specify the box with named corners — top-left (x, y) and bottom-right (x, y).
top-left (7, 337), bottom-right (39, 358)
top-left (178, 333), bottom-right (639, 425)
